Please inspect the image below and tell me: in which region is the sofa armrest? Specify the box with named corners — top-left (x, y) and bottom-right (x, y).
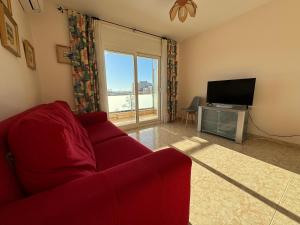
top-left (0, 148), bottom-right (191, 225)
top-left (76, 112), bottom-right (108, 126)
top-left (104, 148), bottom-right (192, 225)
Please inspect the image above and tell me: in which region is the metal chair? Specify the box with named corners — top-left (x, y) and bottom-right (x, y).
top-left (182, 96), bottom-right (201, 126)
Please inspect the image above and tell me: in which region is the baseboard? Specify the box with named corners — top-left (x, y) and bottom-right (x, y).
top-left (247, 133), bottom-right (300, 149)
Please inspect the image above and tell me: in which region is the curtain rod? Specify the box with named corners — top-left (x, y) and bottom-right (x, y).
top-left (57, 6), bottom-right (167, 40)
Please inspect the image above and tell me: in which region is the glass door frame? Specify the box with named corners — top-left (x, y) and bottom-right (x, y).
top-left (135, 53), bottom-right (161, 127)
top-left (103, 48), bottom-right (161, 130)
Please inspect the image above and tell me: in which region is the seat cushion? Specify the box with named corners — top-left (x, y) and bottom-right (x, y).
top-left (8, 102), bottom-right (97, 194)
top-left (86, 121), bottom-right (126, 144)
top-left (93, 136), bottom-right (151, 171)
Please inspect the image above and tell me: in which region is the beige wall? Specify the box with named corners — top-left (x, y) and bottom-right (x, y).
top-left (29, 0), bottom-right (75, 109)
top-left (0, 0), bottom-right (40, 120)
top-left (28, 0), bottom-right (164, 112)
top-left (178, 0), bottom-right (300, 145)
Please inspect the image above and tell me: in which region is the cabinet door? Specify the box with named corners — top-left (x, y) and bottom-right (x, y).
top-left (217, 111), bottom-right (238, 140)
top-left (202, 109), bottom-right (218, 134)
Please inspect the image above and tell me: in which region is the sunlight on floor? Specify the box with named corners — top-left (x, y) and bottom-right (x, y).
top-left (171, 138), bottom-right (300, 224)
top-left (128, 122), bottom-right (300, 225)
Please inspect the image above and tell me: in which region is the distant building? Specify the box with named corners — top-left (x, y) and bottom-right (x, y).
top-left (132, 81), bottom-right (153, 94)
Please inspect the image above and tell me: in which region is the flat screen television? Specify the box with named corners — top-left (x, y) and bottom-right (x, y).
top-left (207, 78), bottom-right (256, 106)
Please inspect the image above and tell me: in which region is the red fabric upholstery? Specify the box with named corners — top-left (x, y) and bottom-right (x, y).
top-left (0, 149), bottom-right (191, 225)
top-left (94, 136), bottom-right (151, 170)
top-left (77, 112), bottom-right (108, 126)
top-left (0, 104), bottom-right (47, 206)
top-left (0, 147), bottom-right (22, 206)
top-left (85, 121), bottom-right (126, 144)
top-left (8, 103), bottom-right (97, 194)
top-left (0, 101), bottom-right (192, 225)
top-left (0, 120), bottom-right (22, 206)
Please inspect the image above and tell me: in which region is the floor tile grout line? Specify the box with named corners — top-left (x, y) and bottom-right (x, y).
top-left (174, 144), bottom-right (299, 225)
top-left (129, 123), bottom-right (300, 224)
top-left (269, 174), bottom-right (295, 225)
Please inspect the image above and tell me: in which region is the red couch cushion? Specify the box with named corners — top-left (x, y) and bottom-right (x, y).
top-left (8, 102), bottom-right (97, 194)
top-left (93, 136), bottom-right (151, 171)
top-left (85, 121), bottom-right (126, 144)
top-left (0, 105), bottom-right (48, 206)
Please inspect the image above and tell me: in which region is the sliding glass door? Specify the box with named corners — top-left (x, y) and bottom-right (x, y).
top-left (137, 56), bottom-right (160, 122)
top-left (104, 50), bottom-right (160, 127)
top-left (104, 51), bottom-right (136, 125)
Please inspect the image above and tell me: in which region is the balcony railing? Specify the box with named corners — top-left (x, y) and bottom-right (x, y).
top-left (108, 94), bottom-right (158, 125)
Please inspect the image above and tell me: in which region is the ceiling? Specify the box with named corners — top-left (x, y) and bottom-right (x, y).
top-left (53, 0), bottom-right (274, 41)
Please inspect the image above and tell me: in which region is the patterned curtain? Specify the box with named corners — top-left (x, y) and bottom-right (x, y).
top-left (167, 39), bottom-right (178, 122)
top-left (68, 11), bottom-right (100, 113)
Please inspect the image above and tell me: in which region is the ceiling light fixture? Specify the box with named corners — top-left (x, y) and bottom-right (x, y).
top-left (170, 0), bottom-right (197, 23)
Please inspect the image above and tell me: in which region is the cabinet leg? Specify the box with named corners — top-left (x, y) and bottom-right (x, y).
top-left (185, 112), bottom-right (189, 127)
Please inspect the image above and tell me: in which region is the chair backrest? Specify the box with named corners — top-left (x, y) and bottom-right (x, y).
top-left (188, 96), bottom-right (201, 111)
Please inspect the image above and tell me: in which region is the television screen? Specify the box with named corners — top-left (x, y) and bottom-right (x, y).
top-left (207, 78), bottom-right (256, 106)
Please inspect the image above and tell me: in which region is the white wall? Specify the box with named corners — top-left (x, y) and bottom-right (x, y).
top-left (179, 0), bottom-right (300, 145)
top-left (100, 23), bottom-right (162, 56)
top-left (28, 0), bottom-right (163, 111)
top-left (28, 0), bottom-right (75, 109)
top-left (0, 0), bottom-right (40, 120)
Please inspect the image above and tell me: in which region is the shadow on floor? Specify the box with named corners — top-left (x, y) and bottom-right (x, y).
top-left (191, 156), bottom-right (300, 224)
top-left (172, 131), bottom-right (300, 175)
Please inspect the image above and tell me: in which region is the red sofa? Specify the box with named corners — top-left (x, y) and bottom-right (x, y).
top-left (0, 102), bottom-right (192, 225)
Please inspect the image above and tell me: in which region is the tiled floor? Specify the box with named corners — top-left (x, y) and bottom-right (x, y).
top-left (127, 122), bottom-right (300, 225)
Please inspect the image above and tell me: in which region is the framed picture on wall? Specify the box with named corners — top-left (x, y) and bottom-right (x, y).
top-left (56, 45), bottom-right (72, 64)
top-left (0, 4), bottom-right (20, 57)
top-left (23, 40), bottom-right (36, 70)
top-left (0, 0), bottom-right (12, 15)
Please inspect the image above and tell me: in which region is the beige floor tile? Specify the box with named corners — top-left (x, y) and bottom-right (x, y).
top-left (172, 140), bottom-right (295, 203)
top-left (190, 162), bottom-right (276, 225)
top-left (129, 126), bottom-right (184, 150)
top-left (271, 175), bottom-right (300, 225)
top-left (127, 122), bottom-right (300, 225)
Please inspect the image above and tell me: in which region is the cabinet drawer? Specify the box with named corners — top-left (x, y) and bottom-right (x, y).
top-left (202, 120), bottom-right (218, 134)
top-left (202, 109), bottom-right (218, 122)
top-left (217, 111), bottom-right (237, 140)
top-left (201, 109), bottom-right (218, 133)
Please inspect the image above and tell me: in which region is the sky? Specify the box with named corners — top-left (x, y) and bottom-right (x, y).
top-left (104, 51), bottom-right (158, 91)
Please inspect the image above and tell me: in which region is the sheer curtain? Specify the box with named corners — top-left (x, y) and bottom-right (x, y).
top-left (94, 22), bottom-right (109, 113)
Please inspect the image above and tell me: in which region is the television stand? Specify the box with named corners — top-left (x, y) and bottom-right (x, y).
top-left (209, 104), bottom-right (248, 110)
top-left (197, 106), bottom-right (249, 143)
top-left (213, 104), bottom-right (233, 109)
